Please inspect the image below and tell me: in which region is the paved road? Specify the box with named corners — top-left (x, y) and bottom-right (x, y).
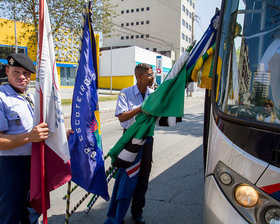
top-left (43, 90), bottom-right (206, 224)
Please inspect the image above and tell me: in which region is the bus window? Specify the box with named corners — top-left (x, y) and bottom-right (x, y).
top-left (217, 0), bottom-right (280, 125)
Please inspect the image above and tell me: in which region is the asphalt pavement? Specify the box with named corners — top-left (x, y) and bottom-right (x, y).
top-left (46, 88), bottom-right (206, 224)
top-left (61, 88), bottom-right (206, 122)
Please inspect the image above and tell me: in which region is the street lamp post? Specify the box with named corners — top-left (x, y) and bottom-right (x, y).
top-left (14, 0), bottom-right (18, 53)
top-left (110, 37), bottom-right (112, 94)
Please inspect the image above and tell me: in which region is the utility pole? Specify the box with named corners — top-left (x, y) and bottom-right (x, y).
top-left (14, 0), bottom-right (18, 53)
top-left (110, 15), bottom-right (116, 94)
top-left (110, 39), bottom-right (112, 94)
top-left (191, 12), bottom-right (195, 42)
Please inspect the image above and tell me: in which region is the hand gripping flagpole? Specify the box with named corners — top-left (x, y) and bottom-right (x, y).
top-left (38, 0), bottom-right (47, 223)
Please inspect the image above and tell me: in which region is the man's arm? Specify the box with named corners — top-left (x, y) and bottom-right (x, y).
top-left (0, 122), bottom-right (49, 150)
top-left (118, 106), bottom-right (142, 122)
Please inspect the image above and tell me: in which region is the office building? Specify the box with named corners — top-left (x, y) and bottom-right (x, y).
top-left (102, 0), bottom-right (196, 61)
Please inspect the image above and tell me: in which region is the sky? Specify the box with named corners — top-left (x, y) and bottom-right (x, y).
top-left (195, 0), bottom-right (222, 40)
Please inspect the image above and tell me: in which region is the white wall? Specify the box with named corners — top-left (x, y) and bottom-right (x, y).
top-left (134, 46), bottom-right (172, 70)
top-left (99, 46), bottom-right (136, 77)
top-left (99, 46), bottom-right (172, 79)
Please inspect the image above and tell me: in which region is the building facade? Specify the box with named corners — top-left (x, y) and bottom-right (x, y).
top-left (99, 46), bottom-right (172, 90)
top-left (0, 18), bottom-right (84, 88)
top-left (102, 0), bottom-right (196, 61)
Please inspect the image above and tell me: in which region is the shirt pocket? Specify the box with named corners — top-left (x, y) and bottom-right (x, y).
top-left (6, 110), bottom-right (22, 129)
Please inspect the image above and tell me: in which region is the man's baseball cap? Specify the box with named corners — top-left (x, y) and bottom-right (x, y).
top-left (7, 53), bottom-right (36, 73)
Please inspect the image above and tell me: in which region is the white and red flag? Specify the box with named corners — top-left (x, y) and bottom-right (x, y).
top-left (30, 0), bottom-right (71, 222)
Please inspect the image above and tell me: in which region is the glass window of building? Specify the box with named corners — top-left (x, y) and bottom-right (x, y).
top-left (131, 35), bottom-right (134, 39)
top-left (146, 7), bottom-right (150, 11)
top-left (126, 23), bottom-right (129, 26)
top-left (153, 48), bottom-right (157, 51)
top-left (141, 8), bottom-right (144, 11)
top-left (182, 5), bottom-right (185, 12)
top-left (146, 34), bottom-right (149, 38)
top-left (0, 45), bottom-right (26, 59)
top-left (121, 23), bottom-right (124, 27)
top-left (126, 10), bottom-right (129, 13)
top-left (136, 35), bottom-right (139, 38)
top-left (60, 67), bottom-right (77, 86)
top-left (146, 20), bottom-right (149, 24)
top-left (141, 34), bottom-right (144, 38)
top-left (182, 19), bottom-right (185, 26)
top-left (126, 36), bottom-right (129, 39)
top-left (121, 10), bottom-right (124, 14)
top-left (141, 21), bottom-right (144, 25)
top-left (131, 22), bottom-right (134, 26)
top-left (131, 9), bottom-right (134, 13)
top-left (181, 47), bottom-right (184, 53)
top-left (182, 33), bottom-right (185, 40)
top-left (136, 21), bottom-right (139, 25)
top-left (189, 25), bottom-right (192, 31)
top-left (121, 36), bottom-right (124, 40)
top-left (136, 8), bottom-right (139, 12)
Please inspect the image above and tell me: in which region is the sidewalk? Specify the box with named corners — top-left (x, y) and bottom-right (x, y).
top-left (62, 89), bottom-right (119, 118)
top-left (62, 88), bottom-right (205, 119)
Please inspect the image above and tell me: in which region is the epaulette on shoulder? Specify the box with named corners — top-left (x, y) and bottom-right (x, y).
top-left (119, 92), bottom-right (126, 97)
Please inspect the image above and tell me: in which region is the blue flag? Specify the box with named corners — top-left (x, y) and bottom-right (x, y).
top-left (68, 3), bottom-right (109, 200)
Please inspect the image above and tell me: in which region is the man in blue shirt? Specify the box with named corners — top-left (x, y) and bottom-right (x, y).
top-left (105, 63), bottom-right (154, 224)
top-left (0, 53), bottom-right (49, 224)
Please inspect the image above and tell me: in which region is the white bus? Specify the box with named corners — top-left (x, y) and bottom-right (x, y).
top-left (203, 0), bottom-right (280, 223)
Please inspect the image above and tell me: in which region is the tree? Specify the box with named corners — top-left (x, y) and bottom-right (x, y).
top-left (0, 0), bottom-right (117, 62)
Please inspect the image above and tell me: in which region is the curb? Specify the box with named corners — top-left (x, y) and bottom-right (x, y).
top-left (63, 90), bottom-right (205, 119)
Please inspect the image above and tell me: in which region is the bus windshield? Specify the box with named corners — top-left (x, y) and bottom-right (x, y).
top-left (217, 0), bottom-right (280, 126)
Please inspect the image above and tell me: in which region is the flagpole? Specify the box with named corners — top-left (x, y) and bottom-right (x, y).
top-left (40, 92), bottom-right (47, 224)
top-left (39, 0), bottom-right (47, 223)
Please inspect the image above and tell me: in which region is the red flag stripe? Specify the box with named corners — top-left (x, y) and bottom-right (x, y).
top-left (126, 161), bottom-right (141, 177)
top-left (38, 2), bottom-right (47, 219)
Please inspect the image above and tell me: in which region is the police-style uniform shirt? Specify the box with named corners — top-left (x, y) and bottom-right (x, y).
top-left (115, 84), bottom-right (153, 129)
top-left (0, 83), bottom-right (34, 156)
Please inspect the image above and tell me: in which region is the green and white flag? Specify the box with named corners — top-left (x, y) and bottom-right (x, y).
top-left (108, 52), bottom-right (191, 166)
top-left (108, 12), bottom-right (220, 167)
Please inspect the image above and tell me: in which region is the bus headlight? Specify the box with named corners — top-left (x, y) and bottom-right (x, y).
top-left (265, 207), bottom-right (280, 224)
top-left (234, 185), bottom-right (259, 207)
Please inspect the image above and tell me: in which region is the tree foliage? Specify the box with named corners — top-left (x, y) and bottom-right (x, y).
top-left (0, 0), bottom-right (117, 61)
top-left (0, 0), bottom-right (117, 36)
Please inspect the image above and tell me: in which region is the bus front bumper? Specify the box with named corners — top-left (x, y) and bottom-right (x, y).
top-left (203, 175), bottom-right (248, 224)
